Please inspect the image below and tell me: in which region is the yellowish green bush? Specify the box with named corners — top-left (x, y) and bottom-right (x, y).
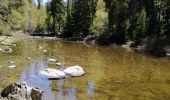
top-left (90, 0), bottom-right (108, 36)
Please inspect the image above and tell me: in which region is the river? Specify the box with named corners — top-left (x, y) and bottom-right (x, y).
top-left (0, 38), bottom-right (170, 100)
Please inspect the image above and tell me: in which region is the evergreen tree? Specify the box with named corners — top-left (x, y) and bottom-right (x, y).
top-left (63, 0), bottom-right (97, 39)
top-left (50, 0), bottom-right (65, 35)
top-left (133, 8), bottom-right (147, 45)
top-left (37, 0), bottom-right (41, 9)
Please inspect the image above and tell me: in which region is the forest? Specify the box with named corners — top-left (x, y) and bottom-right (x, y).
top-left (0, 0), bottom-right (170, 56)
top-left (1, 0), bottom-right (170, 99)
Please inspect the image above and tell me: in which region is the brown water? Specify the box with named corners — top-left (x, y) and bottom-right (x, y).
top-left (0, 38), bottom-right (170, 100)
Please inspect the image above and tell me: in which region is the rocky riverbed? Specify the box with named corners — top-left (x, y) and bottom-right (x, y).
top-left (0, 82), bottom-right (42, 100)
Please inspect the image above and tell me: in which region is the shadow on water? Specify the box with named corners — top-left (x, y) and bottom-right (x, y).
top-left (20, 60), bottom-right (96, 100)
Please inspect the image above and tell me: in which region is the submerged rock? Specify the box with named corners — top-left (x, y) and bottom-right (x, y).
top-left (63, 65), bottom-right (85, 77)
top-left (0, 82), bottom-right (43, 100)
top-left (1, 42), bottom-right (12, 46)
top-left (27, 57), bottom-right (32, 60)
top-left (8, 65), bottom-right (16, 68)
top-left (39, 68), bottom-right (66, 79)
top-left (9, 61), bottom-right (15, 65)
top-left (0, 48), bottom-right (3, 52)
top-left (43, 50), bottom-right (47, 53)
top-left (0, 46), bottom-right (13, 54)
top-left (47, 58), bottom-right (57, 62)
top-left (38, 46), bottom-right (42, 49)
top-left (55, 62), bottom-right (62, 66)
top-left (167, 53), bottom-right (170, 56)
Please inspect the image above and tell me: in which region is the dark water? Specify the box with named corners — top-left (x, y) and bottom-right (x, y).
top-left (0, 38), bottom-right (170, 100)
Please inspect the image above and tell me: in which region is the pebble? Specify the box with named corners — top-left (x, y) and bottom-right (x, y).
top-left (38, 46), bottom-right (42, 49)
top-left (27, 57), bottom-right (32, 60)
top-left (47, 58), bottom-right (57, 62)
top-left (8, 65), bottom-right (16, 68)
top-left (56, 62), bottom-right (62, 66)
top-left (43, 50), bottom-right (47, 53)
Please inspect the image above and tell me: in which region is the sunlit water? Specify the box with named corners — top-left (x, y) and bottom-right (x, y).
top-left (0, 38), bottom-right (170, 100)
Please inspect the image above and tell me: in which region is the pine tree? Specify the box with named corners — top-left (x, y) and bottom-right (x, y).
top-left (50, 0), bottom-right (65, 35)
top-left (63, 0), bottom-right (97, 39)
top-left (133, 8), bottom-right (147, 45)
top-left (37, 0), bottom-right (41, 9)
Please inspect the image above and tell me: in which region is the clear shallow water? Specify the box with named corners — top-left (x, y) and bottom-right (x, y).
top-left (0, 38), bottom-right (170, 100)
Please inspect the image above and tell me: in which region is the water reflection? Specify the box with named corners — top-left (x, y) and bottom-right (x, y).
top-left (0, 73), bottom-right (3, 81)
top-left (20, 60), bottom-right (55, 100)
top-left (56, 79), bottom-right (64, 100)
top-left (87, 82), bottom-right (95, 100)
top-left (20, 60), bottom-right (96, 100)
top-left (1, 39), bottom-right (169, 99)
top-left (67, 88), bottom-right (77, 100)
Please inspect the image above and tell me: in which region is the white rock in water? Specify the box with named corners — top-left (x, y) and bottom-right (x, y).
top-left (39, 68), bottom-right (66, 79)
top-left (56, 62), bottom-right (62, 66)
top-left (7, 48), bottom-right (12, 54)
top-left (47, 58), bottom-right (57, 62)
top-left (9, 61), bottom-right (15, 64)
top-left (38, 46), bottom-right (42, 49)
top-left (167, 53), bottom-right (170, 56)
top-left (27, 57), bottom-right (32, 60)
top-left (1, 46), bottom-right (13, 54)
top-left (0, 48), bottom-right (3, 52)
top-left (1, 42), bottom-right (12, 46)
top-left (63, 65), bottom-right (85, 77)
top-left (8, 65), bottom-right (16, 68)
top-left (43, 50), bottom-right (47, 53)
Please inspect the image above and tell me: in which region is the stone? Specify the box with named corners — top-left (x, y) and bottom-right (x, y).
top-left (43, 50), bottom-right (47, 53)
top-left (0, 46), bottom-right (13, 54)
top-left (47, 58), bottom-right (57, 62)
top-left (3, 46), bottom-right (13, 54)
top-left (39, 68), bottom-right (66, 79)
top-left (0, 82), bottom-right (43, 100)
top-left (27, 57), bottom-right (32, 60)
top-left (63, 65), bottom-right (85, 77)
top-left (9, 61), bottom-right (15, 65)
top-left (167, 53), bottom-right (170, 56)
top-left (38, 46), bottom-right (42, 49)
top-left (30, 88), bottom-right (43, 100)
top-left (55, 62), bottom-right (62, 66)
top-left (8, 65), bottom-right (16, 68)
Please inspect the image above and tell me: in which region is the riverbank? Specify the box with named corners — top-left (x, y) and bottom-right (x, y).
top-left (1, 31), bottom-right (170, 58)
top-left (28, 35), bottom-right (170, 57)
top-left (0, 31), bottom-right (28, 46)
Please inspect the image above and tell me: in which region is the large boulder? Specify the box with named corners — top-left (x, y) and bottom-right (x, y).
top-left (38, 65), bottom-right (85, 79)
top-left (39, 68), bottom-right (66, 79)
top-left (0, 82), bottom-right (43, 100)
top-left (63, 65), bottom-right (85, 77)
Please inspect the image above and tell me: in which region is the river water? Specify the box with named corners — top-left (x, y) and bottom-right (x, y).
top-left (0, 38), bottom-right (170, 100)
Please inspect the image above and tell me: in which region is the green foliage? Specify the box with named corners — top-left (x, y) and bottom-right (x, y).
top-left (133, 8), bottom-right (147, 45)
top-left (45, 0), bottom-right (65, 35)
top-left (9, 9), bottom-right (23, 30)
top-left (62, 0), bottom-right (97, 38)
top-left (0, 0), bottom-right (47, 35)
top-left (0, 20), bottom-right (10, 35)
top-left (0, 0), bottom-right (169, 55)
top-left (90, 0), bottom-right (108, 36)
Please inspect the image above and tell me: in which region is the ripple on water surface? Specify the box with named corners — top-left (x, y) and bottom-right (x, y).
top-left (0, 39), bottom-right (170, 100)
